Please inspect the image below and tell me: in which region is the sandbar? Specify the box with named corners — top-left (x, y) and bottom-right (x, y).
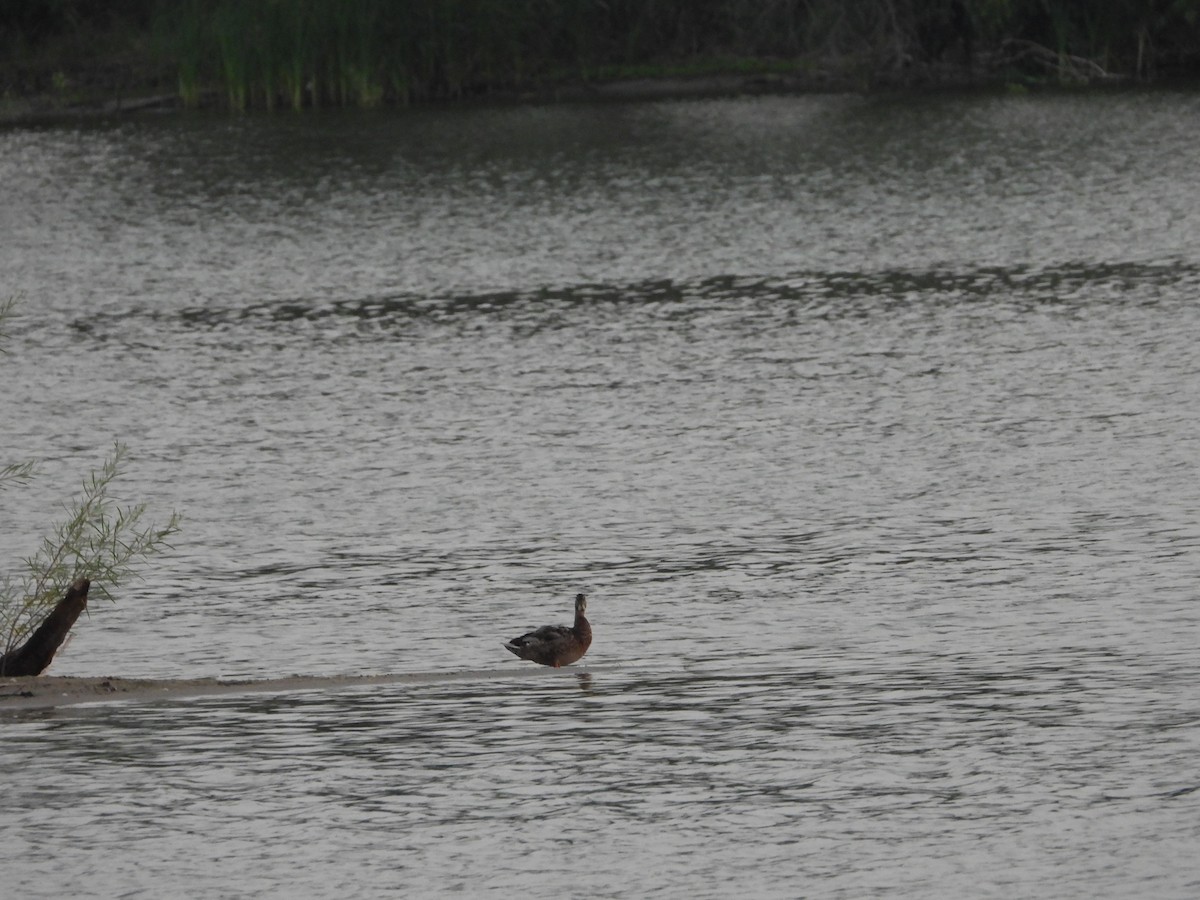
top-left (0, 668), bottom-right (557, 711)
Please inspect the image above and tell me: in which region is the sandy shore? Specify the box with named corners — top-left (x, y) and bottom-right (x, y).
top-left (0, 668), bottom-right (556, 711)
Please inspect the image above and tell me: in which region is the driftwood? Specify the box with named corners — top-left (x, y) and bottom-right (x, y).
top-left (0, 579), bottom-right (91, 677)
top-left (995, 38), bottom-right (1124, 84)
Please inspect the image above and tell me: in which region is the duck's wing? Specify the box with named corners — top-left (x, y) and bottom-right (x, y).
top-left (506, 623), bottom-right (572, 649)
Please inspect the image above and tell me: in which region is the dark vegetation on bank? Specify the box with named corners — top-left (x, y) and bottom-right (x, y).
top-left (3, 0), bottom-right (1200, 117)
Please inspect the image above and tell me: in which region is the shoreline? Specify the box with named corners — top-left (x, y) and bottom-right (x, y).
top-left (3, 61), bottom-right (1173, 128)
top-left (2, 71), bottom-right (879, 125)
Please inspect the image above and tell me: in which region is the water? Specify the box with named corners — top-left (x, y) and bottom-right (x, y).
top-left (2, 90), bottom-right (1200, 897)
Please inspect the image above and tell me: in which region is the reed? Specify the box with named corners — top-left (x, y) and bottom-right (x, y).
top-left (159, 0), bottom-right (205, 108)
top-left (213, 3), bottom-right (250, 110)
top-left (163, 0), bottom-right (398, 109)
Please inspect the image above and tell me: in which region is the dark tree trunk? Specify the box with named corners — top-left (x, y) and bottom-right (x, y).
top-left (0, 578), bottom-right (90, 676)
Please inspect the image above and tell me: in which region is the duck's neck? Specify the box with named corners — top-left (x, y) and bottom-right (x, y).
top-left (573, 612), bottom-right (592, 643)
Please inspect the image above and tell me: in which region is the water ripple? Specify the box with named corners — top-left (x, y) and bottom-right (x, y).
top-left (3, 92), bottom-right (1200, 898)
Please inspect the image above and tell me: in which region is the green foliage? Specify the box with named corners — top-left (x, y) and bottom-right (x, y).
top-left (7, 0), bottom-right (1200, 107)
top-left (145, 0), bottom-right (1200, 109)
top-left (149, 0), bottom-right (830, 108)
top-left (1, 442), bottom-right (182, 663)
top-left (1, 299), bottom-right (181, 668)
top-left (0, 295), bottom-right (15, 346)
top-left (0, 460), bottom-right (38, 492)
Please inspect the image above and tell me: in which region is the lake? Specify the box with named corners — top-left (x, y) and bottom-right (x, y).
top-left (2, 89), bottom-right (1199, 898)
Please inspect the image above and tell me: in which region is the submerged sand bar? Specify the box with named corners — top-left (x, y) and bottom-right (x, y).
top-left (1, 668), bottom-right (566, 711)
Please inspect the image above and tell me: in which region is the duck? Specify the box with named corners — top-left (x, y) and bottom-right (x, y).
top-left (503, 593), bottom-right (592, 667)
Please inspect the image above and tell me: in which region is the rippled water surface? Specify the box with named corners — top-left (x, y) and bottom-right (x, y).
top-left (2, 90), bottom-right (1200, 897)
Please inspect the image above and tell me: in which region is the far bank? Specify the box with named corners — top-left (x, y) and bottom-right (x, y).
top-left (4, 0), bottom-right (1199, 124)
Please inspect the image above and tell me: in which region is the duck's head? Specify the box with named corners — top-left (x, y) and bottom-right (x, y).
top-left (575, 593), bottom-right (587, 615)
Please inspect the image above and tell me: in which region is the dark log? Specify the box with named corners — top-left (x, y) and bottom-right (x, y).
top-left (0, 578), bottom-right (90, 677)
